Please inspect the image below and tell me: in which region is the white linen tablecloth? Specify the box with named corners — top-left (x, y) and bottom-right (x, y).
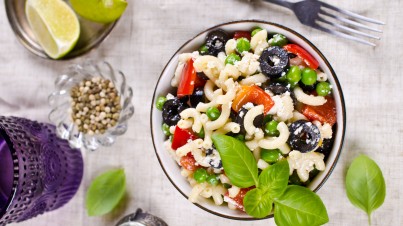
top-left (1, 0), bottom-right (402, 225)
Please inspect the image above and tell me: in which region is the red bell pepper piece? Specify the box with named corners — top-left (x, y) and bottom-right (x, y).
top-left (283, 44), bottom-right (319, 70)
top-left (224, 187), bottom-right (254, 211)
top-left (302, 97), bottom-right (337, 126)
top-left (233, 31), bottom-right (251, 41)
top-left (177, 59), bottom-right (197, 97)
top-left (180, 153), bottom-right (199, 171)
top-left (232, 85), bottom-right (274, 114)
top-left (171, 126), bottom-right (198, 150)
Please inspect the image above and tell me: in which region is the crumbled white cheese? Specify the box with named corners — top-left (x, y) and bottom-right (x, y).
top-left (225, 39), bottom-right (237, 55)
top-left (313, 121), bottom-right (333, 139)
top-left (166, 93), bottom-right (175, 100)
top-left (267, 94), bottom-right (294, 121)
top-left (242, 102), bottom-right (255, 110)
top-left (234, 52), bottom-right (260, 76)
top-left (217, 52), bottom-right (227, 63)
top-left (287, 150), bottom-right (326, 182)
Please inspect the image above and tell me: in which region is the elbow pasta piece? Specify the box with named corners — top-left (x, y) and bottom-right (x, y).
top-left (218, 64), bottom-right (241, 88)
top-left (239, 73), bottom-right (268, 86)
top-left (234, 52), bottom-right (260, 76)
top-left (244, 105), bottom-right (264, 136)
top-left (205, 102), bottom-right (232, 131)
top-left (228, 186), bottom-right (240, 198)
top-left (193, 56), bottom-right (224, 81)
top-left (176, 139), bottom-right (204, 157)
top-left (257, 159), bottom-right (270, 170)
top-left (216, 79), bottom-right (238, 105)
top-left (177, 119), bottom-right (193, 129)
top-left (294, 86), bottom-right (327, 106)
top-left (278, 143), bottom-right (291, 154)
top-left (181, 168), bottom-right (193, 177)
top-left (253, 147), bottom-right (261, 162)
top-left (202, 127), bottom-right (213, 149)
top-left (287, 150), bottom-right (325, 182)
top-left (225, 39), bottom-right (237, 55)
top-left (196, 89), bottom-right (223, 112)
top-left (213, 122), bottom-right (241, 135)
top-left (245, 128), bottom-right (264, 151)
top-left (290, 56), bottom-right (303, 66)
top-left (189, 182), bottom-right (208, 203)
top-left (291, 110), bottom-right (308, 122)
top-left (313, 120), bottom-right (333, 139)
top-left (251, 29), bottom-right (269, 55)
top-left (165, 140), bottom-right (180, 164)
top-left (259, 122), bottom-right (290, 149)
top-left (180, 108), bottom-right (203, 133)
top-left (212, 185), bottom-right (226, 205)
top-left (171, 63), bottom-right (184, 87)
top-left (200, 185), bottom-right (214, 198)
top-left (219, 174), bottom-right (231, 184)
top-left (192, 148), bottom-right (210, 167)
top-left (204, 80), bottom-right (216, 101)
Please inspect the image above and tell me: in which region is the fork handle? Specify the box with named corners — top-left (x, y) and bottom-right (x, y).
top-left (261, 0), bottom-right (294, 9)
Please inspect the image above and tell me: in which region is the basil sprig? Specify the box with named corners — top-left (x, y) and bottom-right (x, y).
top-left (212, 134), bottom-right (329, 225)
top-left (86, 168), bottom-right (126, 216)
top-left (346, 155), bottom-right (386, 224)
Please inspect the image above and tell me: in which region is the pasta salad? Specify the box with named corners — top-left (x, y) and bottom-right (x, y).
top-left (155, 27), bottom-right (336, 212)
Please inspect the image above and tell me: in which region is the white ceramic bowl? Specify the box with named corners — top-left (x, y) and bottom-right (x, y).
top-left (151, 20), bottom-right (346, 220)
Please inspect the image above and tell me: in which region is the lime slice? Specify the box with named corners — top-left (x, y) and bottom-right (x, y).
top-left (70, 0), bottom-right (128, 24)
top-left (25, 0), bottom-right (80, 59)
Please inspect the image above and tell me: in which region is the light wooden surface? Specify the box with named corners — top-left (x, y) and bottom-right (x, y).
top-left (1, 0), bottom-right (402, 225)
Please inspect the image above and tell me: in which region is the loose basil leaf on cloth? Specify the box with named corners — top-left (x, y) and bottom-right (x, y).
top-left (86, 168), bottom-right (126, 216)
top-left (212, 134), bottom-right (259, 187)
top-left (346, 155), bottom-right (386, 224)
top-left (244, 188), bottom-right (273, 218)
top-left (259, 160), bottom-right (289, 198)
top-left (274, 185), bottom-right (329, 226)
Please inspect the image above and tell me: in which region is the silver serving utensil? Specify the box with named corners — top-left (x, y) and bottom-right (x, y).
top-left (116, 209), bottom-right (168, 226)
top-left (5, 0), bottom-right (118, 60)
top-left (259, 0), bottom-right (385, 46)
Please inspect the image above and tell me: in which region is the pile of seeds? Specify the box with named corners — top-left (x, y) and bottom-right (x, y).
top-left (70, 76), bottom-right (121, 135)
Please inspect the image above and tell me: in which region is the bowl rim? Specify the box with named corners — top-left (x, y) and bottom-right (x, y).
top-left (150, 19), bottom-right (346, 221)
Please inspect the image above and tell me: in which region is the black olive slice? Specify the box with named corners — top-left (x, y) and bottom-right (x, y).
top-left (162, 98), bottom-right (188, 126)
top-left (287, 120), bottom-right (321, 153)
top-left (189, 87), bottom-right (204, 107)
top-left (259, 46), bottom-right (289, 79)
top-left (205, 29), bottom-right (229, 56)
top-left (235, 107), bottom-right (264, 134)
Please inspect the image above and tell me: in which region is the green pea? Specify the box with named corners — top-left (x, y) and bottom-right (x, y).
top-left (225, 53), bottom-right (241, 65)
top-left (207, 174), bottom-right (219, 186)
top-left (162, 123), bottom-right (171, 136)
top-left (316, 81), bottom-right (331, 96)
top-left (263, 114), bottom-right (273, 124)
top-left (269, 34), bottom-right (288, 47)
top-left (207, 107), bottom-right (221, 121)
top-left (236, 38), bottom-right (251, 53)
top-left (286, 66), bottom-right (301, 85)
top-left (156, 96), bottom-right (167, 111)
top-left (251, 27), bottom-right (263, 37)
top-left (301, 68), bottom-right (317, 86)
top-left (234, 134), bottom-right (245, 142)
top-left (264, 120), bottom-right (279, 136)
top-left (197, 127), bottom-right (205, 139)
top-left (193, 168), bottom-right (208, 183)
top-left (261, 149), bottom-right (282, 164)
top-left (199, 44), bottom-right (208, 55)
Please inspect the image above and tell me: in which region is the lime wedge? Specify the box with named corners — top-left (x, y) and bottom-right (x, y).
top-left (70, 0), bottom-right (128, 24)
top-left (25, 0), bottom-right (80, 59)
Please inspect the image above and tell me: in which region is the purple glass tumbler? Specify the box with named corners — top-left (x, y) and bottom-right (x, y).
top-left (0, 116), bottom-right (84, 225)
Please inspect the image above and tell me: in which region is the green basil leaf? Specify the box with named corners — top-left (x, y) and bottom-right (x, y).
top-left (212, 134), bottom-right (258, 188)
top-left (259, 160), bottom-right (290, 198)
top-left (274, 185), bottom-right (329, 226)
top-left (346, 155), bottom-right (386, 223)
top-left (86, 168), bottom-right (126, 216)
top-left (244, 188), bottom-right (273, 218)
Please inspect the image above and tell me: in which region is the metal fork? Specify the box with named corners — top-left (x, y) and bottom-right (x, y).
top-left (260, 0), bottom-right (385, 46)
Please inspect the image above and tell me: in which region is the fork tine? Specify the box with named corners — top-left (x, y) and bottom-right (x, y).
top-left (321, 2), bottom-right (385, 25)
top-left (313, 23), bottom-right (376, 46)
top-left (319, 10), bottom-right (383, 33)
top-left (317, 17), bottom-right (381, 40)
